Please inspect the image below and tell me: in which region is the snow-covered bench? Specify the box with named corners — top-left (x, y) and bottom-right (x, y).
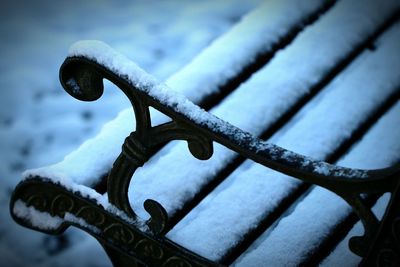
top-left (10, 0), bottom-right (400, 266)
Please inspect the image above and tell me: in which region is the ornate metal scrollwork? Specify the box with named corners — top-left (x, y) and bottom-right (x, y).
top-left (105, 119), bottom-right (214, 235)
top-left (135, 239), bottom-right (164, 260)
top-left (50, 194), bottom-right (75, 217)
top-left (59, 56), bottom-right (216, 235)
top-left (76, 206), bottom-right (106, 226)
top-left (104, 223), bottom-right (136, 245)
top-left (359, 183), bottom-right (400, 266)
top-left (144, 199), bottom-right (168, 235)
top-left (10, 47), bottom-right (400, 267)
top-left (122, 132), bottom-right (151, 167)
top-left (56, 54), bottom-right (400, 263)
top-left (26, 194), bottom-right (47, 210)
top-left (10, 178), bottom-right (221, 267)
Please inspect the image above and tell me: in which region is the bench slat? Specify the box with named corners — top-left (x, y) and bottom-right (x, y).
top-left (167, 22), bottom-right (400, 263)
top-left (167, 0), bottom-right (335, 106)
top-left (320, 197), bottom-right (392, 266)
top-left (19, 2), bottom-right (334, 266)
top-left (127, 0), bottom-right (400, 222)
top-left (23, 0), bottom-right (331, 188)
top-left (13, 0), bottom-right (400, 266)
top-left (234, 101), bottom-right (400, 267)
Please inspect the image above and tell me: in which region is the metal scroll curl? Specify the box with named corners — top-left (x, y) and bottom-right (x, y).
top-left (105, 121), bottom-right (214, 235)
top-left (59, 57), bottom-right (214, 235)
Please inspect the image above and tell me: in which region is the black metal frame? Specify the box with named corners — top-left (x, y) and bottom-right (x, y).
top-left (10, 55), bottom-right (400, 266)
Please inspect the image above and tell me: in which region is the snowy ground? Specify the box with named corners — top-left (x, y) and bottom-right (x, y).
top-left (0, 1), bottom-right (261, 266)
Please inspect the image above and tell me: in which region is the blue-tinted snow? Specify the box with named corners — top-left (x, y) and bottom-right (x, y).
top-left (24, 0), bottom-right (331, 188)
top-left (128, 0), bottom-right (397, 225)
top-left (234, 99), bottom-right (400, 266)
top-left (0, 1), bottom-right (261, 266)
top-left (320, 100), bottom-right (400, 266)
top-left (2, 0), bottom-right (400, 267)
top-left (168, 9), bottom-right (400, 261)
top-left (13, 201), bottom-right (64, 230)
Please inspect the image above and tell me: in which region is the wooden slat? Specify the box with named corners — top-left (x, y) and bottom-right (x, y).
top-left (29, 0), bottom-right (333, 190)
top-left (234, 99), bottom-right (400, 266)
top-left (128, 0), bottom-right (400, 231)
top-left (168, 19), bottom-right (400, 264)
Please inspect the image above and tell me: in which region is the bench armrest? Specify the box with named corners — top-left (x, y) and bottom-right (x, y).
top-left (11, 41), bottom-right (400, 266)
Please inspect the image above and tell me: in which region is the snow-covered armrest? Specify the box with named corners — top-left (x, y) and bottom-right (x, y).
top-left (10, 39), bottom-right (400, 266)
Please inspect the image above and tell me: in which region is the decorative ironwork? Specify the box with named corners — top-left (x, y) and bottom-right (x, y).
top-left (76, 206), bottom-right (106, 226)
top-left (9, 53), bottom-right (400, 266)
top-left (135, 239), bottom-right (164, 260)
top-left (50, 194), bottom-right (75, 217)
top-left (26, 194), bottom-right (47, 210)
top-left (359, 183), bottom-right (400, 266)
top-left (10, 179), bottom-right (221, 267)
top-left (104, 223), bottom-right (136, 245)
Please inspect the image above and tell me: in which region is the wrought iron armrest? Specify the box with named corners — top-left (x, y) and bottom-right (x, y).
top-left (10, 41), bottom-right (400, 266)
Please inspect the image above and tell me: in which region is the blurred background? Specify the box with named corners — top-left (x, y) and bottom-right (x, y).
top-left (0, 0), bottom-right (262, 266)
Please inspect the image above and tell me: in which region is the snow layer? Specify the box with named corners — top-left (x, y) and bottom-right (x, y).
top-left (1, 1), bottom-right (262, 266)
top-left (23, 0), bottom-right (330, 187)
top-left (3, 0), bottom-right (399, 267)
top-left (167, 19), bottom-right (400, 261)
top-left (320, 195), bottom-right (390, 267)
top-left (13, 200), bottom-right (101, 235)
top-left (166, 0), bottom-right (330, 102)
top-left (235, 99), bottom-right (400, 266)
top-left (13, 201), bottom-right (64, 230)
top-left (127, 0), bottom-right (400, 223)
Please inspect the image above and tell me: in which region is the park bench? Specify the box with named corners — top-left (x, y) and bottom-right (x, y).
top-left (9, 0), bottom-right (400, 266)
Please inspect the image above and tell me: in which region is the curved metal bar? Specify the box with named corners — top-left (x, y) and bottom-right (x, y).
top-left (59, 56), bottom-right (400, 193)
top-left (10, 178), bottom-right (221, 267)
top-left (343, 194), bottom-right (380, 256)
top-left (150, 121), bottom-right (213, 160)
top-left (106, 121), bottom-right (213, 234)
top-left (361, 182), bottom-right (400, 265)
top-left (59, 55), bottom-right (400, 258)
top-left (107, 154), bottom-right (139, 218)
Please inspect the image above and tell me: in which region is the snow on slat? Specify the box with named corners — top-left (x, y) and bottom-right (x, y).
top-left (234, 101), bottom-right (400, 267)
top-left (18, 1), bottom-right (399, 266)
top-left (320, 197), bottom-right (391, 266)
top-left (23, 0), bottom-right (330, 187)
top-left (167, 22), bottom-right (400, 262)
top-left (127, 0), bottom-right (400, 221)
top-left (166, 0), bottom-right (333, 103)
